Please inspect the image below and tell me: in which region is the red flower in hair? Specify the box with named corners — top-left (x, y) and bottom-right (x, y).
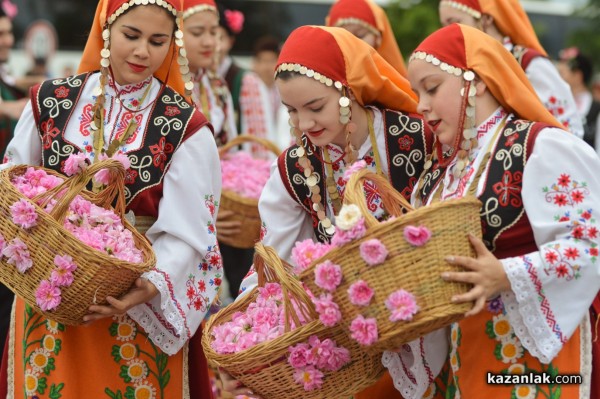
top-left (224, 9), bottom-right (244, 34)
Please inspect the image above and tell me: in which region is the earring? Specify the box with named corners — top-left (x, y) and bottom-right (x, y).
top-left (454, 70), bottom-right (477, 178)
top-left (340, 88), bottom-right (358, 163)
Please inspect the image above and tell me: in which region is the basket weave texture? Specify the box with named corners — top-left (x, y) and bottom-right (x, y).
top-left (0, 160), bottom-right (156, 325)
top-left (202, 243), bottom-right (384, 399)
top-left (218, 135), bottom-right (281, 249)
top-left (301, 169), bottom-right (482, 353)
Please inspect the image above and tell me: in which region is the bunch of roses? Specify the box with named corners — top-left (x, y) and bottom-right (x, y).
top-left (287, 335), bottom-right (351, 391)
top-left (221, 152), bottom-right (271, 199)
top-left (34, 254), bottom-right (78, 311)
top-left (210, 282), bottom-right (311, 354)
top-left (307, 203), bottom-right (433, 346)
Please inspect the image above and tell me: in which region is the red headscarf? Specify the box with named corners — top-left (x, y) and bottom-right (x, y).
top-left (412, 24), bottom-right (561, 127)
top-left (78, 0), bottom-right (186, 95)
top-left (439, 0), bottom-right (547, 56)
top-left (276, 26), bottom-right (417, 113)
top-left (182, 0), bottom-right (217, 18)
top-left (326, 0), bottom-right (407, 77)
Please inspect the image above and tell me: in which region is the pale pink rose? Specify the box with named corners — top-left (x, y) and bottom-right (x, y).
top-left (331, 218), bottom-right (367, 247)
top-left (322, 345), bottom-right (351, 372)
top-left (0, 233), bottom-right (5, 254)
top-left (3, 238), bottom-right (33, 273)
top-left (35, 280), bottom-right (62, 311)
top-left (94, 152), bottom-right (131, 185)
top-left (385, 289), bottom-right (419, 322)
top-left (312, 293), bottom-right (341, 327)
top-left (314, 260), bottom-right (343, 291)
top-left (293, 366), bottom-right (324, 391)
top-left (403, 225), bottom-right (432, 246)
top-left (349, 315), bottom-right (378, 346)
top-left (10, 198), bottom-right (38, 229)
top-left (290, 239), bottom-right (333, 275)
top-left (347, 280), bottom-right (374, 306)
top-left (220, 152), bottom-right (271, 199)
top-left (63, 152), bottom-right (89, 176)
top-left (288, 343), bottom-right (312, 368)
top-left (359, 239), bottom-right (388, 266)
top-left (50, 254), bottom-right (78, 287)
top-left (343, 160), bottom-right (367, 181)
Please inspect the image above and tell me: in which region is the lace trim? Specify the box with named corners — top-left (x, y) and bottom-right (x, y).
top-left (579, 314), bottom-right (592, 398)
top-left (382, 339), bottom-right (432, 399)
top-left (127, 270), bottom-right (189, 355)
top-left (501, 257), bottom-right (563, 363)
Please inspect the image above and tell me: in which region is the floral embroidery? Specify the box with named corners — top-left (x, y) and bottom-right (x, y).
top-left (544, 174), bottom-right (589, 207)
top-left (54, 86), bottom-right (69, 99)
top-left (41, 118), bottom-right (60, 150)
top-left (204, 194), bottom-right (218, 217)
top-left (185, 274), bottom-right (210, 312)
top-left (200, 244), bottom-right (222, 272)
top-left (149, 137), bottom-right (174, 171)
top-left (397, 134), bottom-right (414, 151)
top-left (165, 106), bottom-right (181, 117)
top-left (124, 168), bottom-right (138, 185)
top-left (260, 222), bottom-right (267, 240)
top-left (78, 103), bottom-right (95, 137)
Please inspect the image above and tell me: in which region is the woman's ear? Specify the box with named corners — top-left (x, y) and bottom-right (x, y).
top-left (475, 79), bottom-right (488, 96)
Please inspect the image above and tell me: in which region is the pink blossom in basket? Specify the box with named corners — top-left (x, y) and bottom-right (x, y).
top-left (288, 342), bottom-right (311, 368)
top-left (312, 293), bottom-right (341, 327)
top-left (343, 160), bottom-right (367, 181)
top-left (290, 239), bottom-right (333, 275)
top-left (293, 365), bottom-right (324, 391)
top-left (403, 225), bottom-right (432, 246)
top-left (322, 344), bottom-right (351, 372)
top-left (330, 218), bottom-right (367, 247)
top-left (50, 254), bottom-right (78, 287)
top-left (349, 315), bottom-right (378, 346)
top-left (94, 152), bottom-right (131, 185)
top-left (385, 289), bottom-right (419, 322)
top-left (359, 239), bottom-right (388, 266)
top-left (221, 152), bottom-right (271, 199)
top-left (35, 280), bottom-right (62, 311)
top-left (2, 238), bottom-right (32, 273)
top-left (63, 152), bottom-right (89, 176)
top-left (10, 198), bottom-right (38, 229)
top-left (314, 260), bottom-right (342, 291)
top-left (0, 234), bottom-right (5, 254)
top-left (347, 280), bottom-right (374, 306)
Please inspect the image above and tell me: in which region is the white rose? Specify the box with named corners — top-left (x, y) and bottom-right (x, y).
top-left (336, 204), bottom-right (362, 231)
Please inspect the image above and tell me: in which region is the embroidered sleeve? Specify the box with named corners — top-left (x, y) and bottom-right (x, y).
top-left (501, 128), bottom-right (600, 363)
top-left (525, 58), bottom-right (584, 139)
top-left (1, 101), bottom-right (43, 166)
top-left (382, 328), bottom-right (449, 399)
top-left (238, 160), bottom-right (316, 295)
top-left (127, 125), bottom-right (223, 355)
top-left (239, 72), bottom-right (272, 158)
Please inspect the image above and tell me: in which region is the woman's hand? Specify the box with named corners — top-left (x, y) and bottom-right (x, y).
top-left (83, 278), bottom-right (159, 323)
top-left (219, 369), bottom-right (262, 398)
top-left (216, 209), bottom-right (242, 239)
top-left (441, 234), bottom-right (511, 317)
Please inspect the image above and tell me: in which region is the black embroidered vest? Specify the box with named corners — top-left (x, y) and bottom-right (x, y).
top-left (416, 119), bottom-right (549, 253)
top-left (31, 72), bottom-right (208, 206)
top-left (278, 109), bottom-right (431, 243)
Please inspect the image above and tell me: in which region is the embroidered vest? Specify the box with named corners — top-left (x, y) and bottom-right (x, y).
top-left (30, 72), bottom-right (209, 208)
top-left (417, 119), bottom-right (548, 256)
top-left (277, 109), bottom-right (431, 243)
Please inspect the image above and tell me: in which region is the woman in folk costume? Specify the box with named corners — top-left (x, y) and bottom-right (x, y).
top-left (0, 0), bottom-right (222, 397)
top-left (182, 0), bottom-right (236, 147)
top-left (383, 24), bottom-right (600, 399)
top-left (438, 0), bottom-right (584, 139)
top-left (326, 0), bottom-right (407, 77)
top-left (221, 25), bottom-right (433, 398)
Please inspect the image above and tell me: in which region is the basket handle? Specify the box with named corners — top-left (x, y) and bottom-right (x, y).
top-left (343, 169), bottom-right (413, 229)
top-left (218, 134), bottom-right (281, 158)
top-left (32, 159), bottom-right (126, 224)
top-left (254, 243), bottom-right (318, 332)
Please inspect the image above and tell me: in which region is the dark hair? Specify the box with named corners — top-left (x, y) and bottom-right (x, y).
top-left (253, 35), bottom-right (281, 57)
top-left (274, 70), bottom-right (300, 81)
top-left (569, 53), bottom-right (594, 85)
top-left (217, 2), bottom-right (234, 37)
top-left (0, 6), bottom-right (6, 19)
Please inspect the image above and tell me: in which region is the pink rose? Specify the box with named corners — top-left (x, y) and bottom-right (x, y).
top-left (347, 280), bottom-right (374, 307)
top-left (403, 225), bottom-right (432, 246)
top-left (314, 260), bottom-right (343, 292)
top-left (35, 280), bottom-right (62, 311)
top-left (385, 289), bottom-right (419, 322)
top-left (349, 315), bottom-right (378, 346)
top-left (359, 238), bottom-right (388, 267)
top-left (10, 198), bottom-right (38, 229)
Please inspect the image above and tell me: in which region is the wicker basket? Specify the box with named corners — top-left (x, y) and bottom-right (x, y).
top-left (202, 243), bottom-right (384, 399)
top-left (218, 135), bottom-right (281, 249)
top-left (300, 169), bottom-right (482, 353)
top-left (0, 160), bottom-right (156, 325)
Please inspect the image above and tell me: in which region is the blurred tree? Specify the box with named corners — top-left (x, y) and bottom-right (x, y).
top-left (569, 0), bottom-right (600, 68)
top-left (384, 0), bottom-right (440, 57)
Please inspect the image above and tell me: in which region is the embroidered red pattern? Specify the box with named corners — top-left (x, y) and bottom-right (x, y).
top-left (41, 118), bottom-right (60, 149)
top-left (149, 137), bottom-right (174, 171)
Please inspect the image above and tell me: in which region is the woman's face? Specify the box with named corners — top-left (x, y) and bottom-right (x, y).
top-left (408, 58), bottom-right (463, 146)
top-left (277, 74), bottom-right (348, 148)
top-left (109, 5), bottom-right (174, 86)
top-left (183, 10), bottom-right (219, 72)
top-left (439, 5), bottom-right (479, 28)
top-left (341, 23), bottom-right (380, 48)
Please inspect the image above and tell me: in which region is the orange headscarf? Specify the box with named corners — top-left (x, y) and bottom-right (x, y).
top-left (412, 24), bottom-right (561, 128)
top-left (439, 0), bottom-right (547, 56)
top-left (276, 26), bottom-right (417, 114)
top-left (78, 0), bottom-right (187, 95)
top-left (326, 0), bottom-right (407, 77)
